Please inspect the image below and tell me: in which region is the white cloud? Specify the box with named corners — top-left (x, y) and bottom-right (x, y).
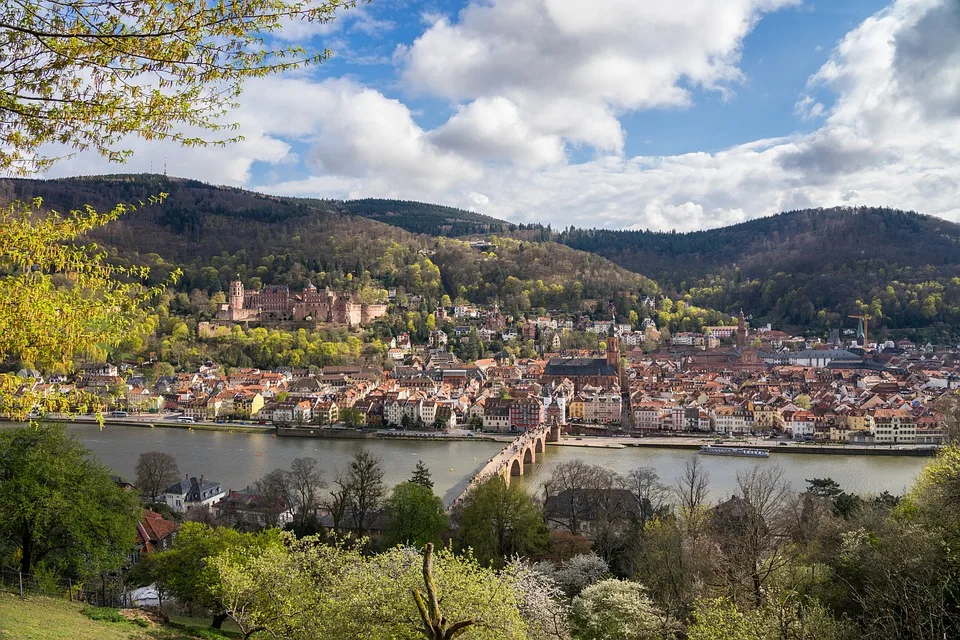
top-left (398, 0), bottom-right (801, 158)
top-left (429, 97), bottom-right (566, 167)
top-left (36, 0), bottom-right (960, 233)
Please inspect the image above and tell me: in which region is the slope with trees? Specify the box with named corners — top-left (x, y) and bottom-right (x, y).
top-left (557, 206), bottom-right (960, 336)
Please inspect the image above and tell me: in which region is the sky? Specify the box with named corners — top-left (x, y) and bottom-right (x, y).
top-left (43, 0), bottom-right (960, 232)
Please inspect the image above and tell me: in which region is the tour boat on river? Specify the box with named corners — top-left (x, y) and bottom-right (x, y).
top-left (698, 445), bottom-right (770, 458)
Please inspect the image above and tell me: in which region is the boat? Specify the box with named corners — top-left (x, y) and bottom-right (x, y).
top-left (698, 445), bottom-right (769, 458)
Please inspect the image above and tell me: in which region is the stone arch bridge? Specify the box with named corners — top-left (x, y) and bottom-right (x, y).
top-left (448, 421), bottom-right (560, 512)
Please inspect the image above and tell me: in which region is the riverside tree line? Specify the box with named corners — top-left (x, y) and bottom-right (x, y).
top-left (4, 422), bottom-right (960, 638)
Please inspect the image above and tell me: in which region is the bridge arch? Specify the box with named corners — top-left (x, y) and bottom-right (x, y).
top-left (523, 445), bottom-right (534, 466)
top-left (534, 432), bottom-right (546, 454)
top-left (510, 458), bottom-right (523, 477)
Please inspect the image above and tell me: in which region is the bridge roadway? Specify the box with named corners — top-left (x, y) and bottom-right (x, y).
top-left (447, 422), bottom-right (559, 512)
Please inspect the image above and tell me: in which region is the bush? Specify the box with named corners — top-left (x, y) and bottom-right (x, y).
top-left (80, 606), bottom-right (125, 623)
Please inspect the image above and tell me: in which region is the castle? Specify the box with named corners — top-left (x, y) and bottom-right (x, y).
top-left (216, 280), bottom-right (388, 327)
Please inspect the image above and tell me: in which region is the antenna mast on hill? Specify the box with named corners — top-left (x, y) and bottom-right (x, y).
top-left (164, 158), bottom-right (168, 177)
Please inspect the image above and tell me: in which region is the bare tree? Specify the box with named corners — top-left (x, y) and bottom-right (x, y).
top-left (340, 450), bottom-right (386, 536)
top-left (626, 466), bottom-right (669, 525)
top-left (711, 466), bottom-right (792, 607)
top-left (543, 460), bottom-right (618, 536)
top-left (321, 477), bottom-right (350, 536)
top-left (935, 393), bottom-right (960, 444)
top-left (288, 457), bottom-right (326, 522)
top-left (674, 457), bottom-right (710, 515)
top-left (135, 451), bottom-right (180, 503)
top-left (254, 468), bottom-right (293, 529)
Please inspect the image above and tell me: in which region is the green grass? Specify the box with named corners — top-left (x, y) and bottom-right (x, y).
top-left (0, 594), bottom-right (234, 640)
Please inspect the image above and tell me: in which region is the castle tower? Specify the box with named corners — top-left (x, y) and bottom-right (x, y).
top-left (229, 280), bottom-right (244, 310)
top-left (736, 309), bottom-right (747, 347)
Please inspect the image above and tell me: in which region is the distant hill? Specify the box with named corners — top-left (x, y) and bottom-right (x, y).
top-left (0, 175), bottom-right (658, 316)
top-left (557, 207), bottom-right (960, 335)
top-left (316, 198), bottom-right (511, 236)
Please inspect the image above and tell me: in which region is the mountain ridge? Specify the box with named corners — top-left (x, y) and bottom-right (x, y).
top-left (5, 174), bottom-right (960, 336)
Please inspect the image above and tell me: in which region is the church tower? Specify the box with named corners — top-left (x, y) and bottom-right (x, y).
top-left (229, 279), bottom-right (244, 311)
top-left (606, 320), bottom-right (620, 368)
top-left (736, 309), bottom-right (747, 347)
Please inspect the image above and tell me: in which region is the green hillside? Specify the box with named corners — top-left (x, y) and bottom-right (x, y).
top-left (0, 594), bottom-right (231, 640)
top-left (556, 207), bottom-right (960, 337)
top-left (1, 175), bottom-right (658, 317)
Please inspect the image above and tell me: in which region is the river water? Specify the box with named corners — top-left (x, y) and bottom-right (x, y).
top-left (15, 424), bottom-right (932, 502)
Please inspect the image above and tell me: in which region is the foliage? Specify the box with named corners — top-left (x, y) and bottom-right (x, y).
top-left (384, 481), bottom-right (447, 548)
top-left (81, 607), bottom-right (125, 623)
top-left (505, 560), bottom-right (572, 640)
top-left (137, 521), bottom-right (283, 628)
top-left (334, 449), bottom-right (385, 537)
top-left (454, 476), bottom-right (548, 568)
top-left (569, 579), bottom-right (675, 640)
top-left (0, 423), bottom-right (141, 576)
top-left (558, 206), bottom-right (960, 334)
top-left (687, 594), bottom-right (852, 640)
top-left (411, 460), bottom-right (434, 489)
top-left (552, 554), bottom-right (612, 598)
top-left (210, 535), bottom-right (531, 639)
top-left (0, 0), bottom-right (356, 174)
top-left (0, 196), bottom-right (175, 419)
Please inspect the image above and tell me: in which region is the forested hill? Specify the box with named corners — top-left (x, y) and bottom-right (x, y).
top-left (557, 207), bottom-right (960, 335)
top-left (326, 198), bottom-right (510, 236)
top-left (0, 174), bottom-right (658, 315)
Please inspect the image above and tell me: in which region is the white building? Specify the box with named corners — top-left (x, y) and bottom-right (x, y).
top-left (161, 476), bottom-right (225, 513)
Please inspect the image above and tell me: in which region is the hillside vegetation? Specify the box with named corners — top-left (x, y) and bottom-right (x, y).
top-left (557, 207), bottom-right (960, 335)
top-left (0, 175), bottom-right (658, 316)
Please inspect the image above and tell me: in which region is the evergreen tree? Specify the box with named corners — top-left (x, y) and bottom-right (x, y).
top-left (410, 461), bottom-right (434, 490)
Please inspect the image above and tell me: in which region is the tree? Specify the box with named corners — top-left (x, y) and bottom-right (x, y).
top-left (0, 198), bottom-right (173, 418)
top-left (688, 594), bottom-right (851, 640)
top-left (135, 451), bottom-right (180, 502)
top-left (625, 466), bottom-right (669, 526)
top-left (569, 579), bottom-right (675, 640)
top-left (711, 467), bottom-right (791, 608)
top-left (0, 423), bottom-right (141, 576)
top-left (674, 457), bottom-right (710, 520)
top-left (339, 450), bottom-right (386, 536)
top-left (287, 457), bottom-right (326, 523)
top-left (454, 476), bottom-right (547, 568)
top-left (340, 407), bottom-right (364, 428)
top-left (543, 460), bottom-right (614, 536)
top-left (0, 0), bottom-right (355, 175)
top-left (412, 543), bottom-right (476, 640)
top-left (254, 468), bottom-right (292, 529)
top-left (139, 521), bottom-right (283, 629)
top-left (550, 553), bottom-right (611, 597)
top-left (384, 482), bottom-right (447, 548)
top-left (211, 537), bottom-right (530, 640)
top-left (410, 461), bottom-right (434, 490)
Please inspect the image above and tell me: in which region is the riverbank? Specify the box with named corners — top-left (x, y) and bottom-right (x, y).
top-left (550, 435), bottom-right (939, 457)
top-left (6, 415), bottom-right (274, 434)
top-left (11, 417), bottom-right (942, 456)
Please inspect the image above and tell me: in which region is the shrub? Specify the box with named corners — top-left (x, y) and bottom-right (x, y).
top-left (80, 606), bottom-right (125, 623)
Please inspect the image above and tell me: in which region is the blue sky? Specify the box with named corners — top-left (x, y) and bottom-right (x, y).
top-left (47, 0), bottom-right (960, 231)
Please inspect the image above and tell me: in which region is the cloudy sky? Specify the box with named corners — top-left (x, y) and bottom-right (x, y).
top-left (45, 0), bottom-right (960, 231)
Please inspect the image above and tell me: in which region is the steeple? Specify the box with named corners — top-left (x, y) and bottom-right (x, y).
top-left (606, 307), bottom-right (620, 368)
top-left (736, 309), bottom-right (747, 348)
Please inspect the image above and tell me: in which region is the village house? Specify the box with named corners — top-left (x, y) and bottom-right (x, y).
top-left (160, 475), bottom-right (225, 513)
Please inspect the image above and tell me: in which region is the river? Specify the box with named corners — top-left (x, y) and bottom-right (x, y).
top-left (16, 424), bottom-right (933, 502)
